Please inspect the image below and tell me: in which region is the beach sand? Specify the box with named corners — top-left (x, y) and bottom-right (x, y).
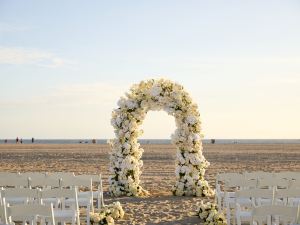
top-left (0, 143), bottom-right (299, 224)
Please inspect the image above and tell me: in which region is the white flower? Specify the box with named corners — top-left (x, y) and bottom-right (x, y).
top-left (123, 142), bottom-right (131, 150)
top-left (186, 115), bottom-right (197, 125)
top-left (126, 99), bottom-right (137, 109)
top-left (117, 97), bottom-right (126, 108)
top-left (149, 84), bottom-right (162, 97)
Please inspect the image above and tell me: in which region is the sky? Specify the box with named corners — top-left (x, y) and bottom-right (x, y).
top-left (0, 0), bottom-right (300, 139)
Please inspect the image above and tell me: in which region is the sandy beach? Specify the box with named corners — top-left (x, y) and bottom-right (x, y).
top-left (0, 143), bottom-right (299, 224)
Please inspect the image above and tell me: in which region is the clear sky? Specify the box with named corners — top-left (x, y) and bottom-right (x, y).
top-left (0, 0), bottom-right (299, 139)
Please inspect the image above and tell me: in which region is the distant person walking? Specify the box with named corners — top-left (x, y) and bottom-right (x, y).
top-left (4, 139), bottom-right (7, 143)
top-left (20, 138), bottom-right (23, 144)
top-left (32, 137), bottom-right (34, 143)
top-left (16, 137), bottom-right (19, 144)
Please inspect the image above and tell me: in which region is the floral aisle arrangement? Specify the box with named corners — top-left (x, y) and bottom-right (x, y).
top-left (109, 78), bottom-right (213, 197)
top-left (197, 201), bottom-right (227, 225)
top-left (90, 201), bottom-right (124, 225)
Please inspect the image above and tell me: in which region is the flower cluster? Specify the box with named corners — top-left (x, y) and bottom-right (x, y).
top-left (197, 201), bottom-right (227, 225)
top-left (109, 78), bottom-right (213, 197)
top-left (90, 201), bottom-right (124, 225)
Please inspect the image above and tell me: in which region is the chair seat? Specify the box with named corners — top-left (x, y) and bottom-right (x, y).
top-left (42, 198), bottom-right (60, 208)
top-left (65, 197), bottom-right (90, 206)
top-left (239, 211), bottom-right (252, 219)
top-left (78, 192), bottom-right (88, 196)
top-left (229, 197), bottom-right (251, 207)
top-left (258, 198), bottom-right (273, 205)
top-left (54, 209), bottom-right (77, 218)
top-left (92, 190), bottom-right (102, 197)
top-left (5, 197), bottom-right (27, 204)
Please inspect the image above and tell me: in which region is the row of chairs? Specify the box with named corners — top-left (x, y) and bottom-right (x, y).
top-left (0, 188), bottom-right (80, 225)
top-left (0, 172), bottom-right (105, 225)
top-left (215, 171), bottom-right (300, 224)
top-left (216, 171), bottom-right (300, 209)
top-left (0, 172), bottom-right (104, 209)
top-left (251, 205), bottom-right (300, 225)
top-left (235, 187), bottom-right (300, 225)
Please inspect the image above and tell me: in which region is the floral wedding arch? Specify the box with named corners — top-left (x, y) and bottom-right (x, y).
top-left (109, 79), bottom-right (213, 197)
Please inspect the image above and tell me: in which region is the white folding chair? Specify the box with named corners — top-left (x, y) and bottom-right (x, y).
top-left (215, 173), bottom-right (244, 210)
top-left (75, 174), bottom-right (104, 209)
top-left (40, 188), bottom-right (80, 225)
top-left (1, 188), bottom-right (39, 205)
top-left (6, 201), bottom-right (55, 225)
top-left (224, 178), bottom-right (257, 225)
top-left (60, 176), bottom-right (93, 224)
top-left (251, 205), bottom-right (300, 225)
top-left (235, 188), bottom-right (275, 225)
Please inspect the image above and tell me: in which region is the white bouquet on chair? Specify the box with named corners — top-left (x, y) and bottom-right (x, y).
top-left (197, 201), bottom-right (227, 225)
top-left (90, 201), bottom-right (124, 225)
top-left (109, 78), bottom-right (213, 197)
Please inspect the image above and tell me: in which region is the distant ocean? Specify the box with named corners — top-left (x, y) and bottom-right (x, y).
top-left (1, 139), bottom-right (300, 144)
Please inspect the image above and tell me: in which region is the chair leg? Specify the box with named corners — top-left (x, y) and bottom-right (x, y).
top-left (101, 191), bottom-right (105, 207)
top-left (72, 217), bottom-right (75, 225)
top-left (87, 204), bottom-right (91, 225)
top-left (97, 195), bottom-right (100, 209)
top-left (267, 215), bottom-right (271, 225)
top-left (236, 214), bottom-right (241, 225)
top-left (77, 212), bottom-right (81, 225)
top-left (226, 204), bottom-right (231, 225)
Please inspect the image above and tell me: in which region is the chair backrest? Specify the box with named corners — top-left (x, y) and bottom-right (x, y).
top-left (252, 205), bottom-right (299, 225)
top-left (60, 176), bottom-right (92, 190)
top-left (0, 176), bottom-right (29, 188)
top-left (225, 177), bottom-right (257, 189)
top-left (6, 203), bottom-right (55, 225)
top-left (235, 188), bottom-right (275, 206)
top-left (244, 171), bottom-right (274, 180)
top-left (2, 188), bottom-right (39, 199)
top-left (274, 171), bottom-right (300, 180)
top-left (258, 178), bottom-right (290, 189)
top-left (29, 176), bottom-right (60, 188)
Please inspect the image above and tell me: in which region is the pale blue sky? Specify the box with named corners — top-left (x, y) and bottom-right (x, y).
top-left (0, 0), bottom-right (299, 139)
